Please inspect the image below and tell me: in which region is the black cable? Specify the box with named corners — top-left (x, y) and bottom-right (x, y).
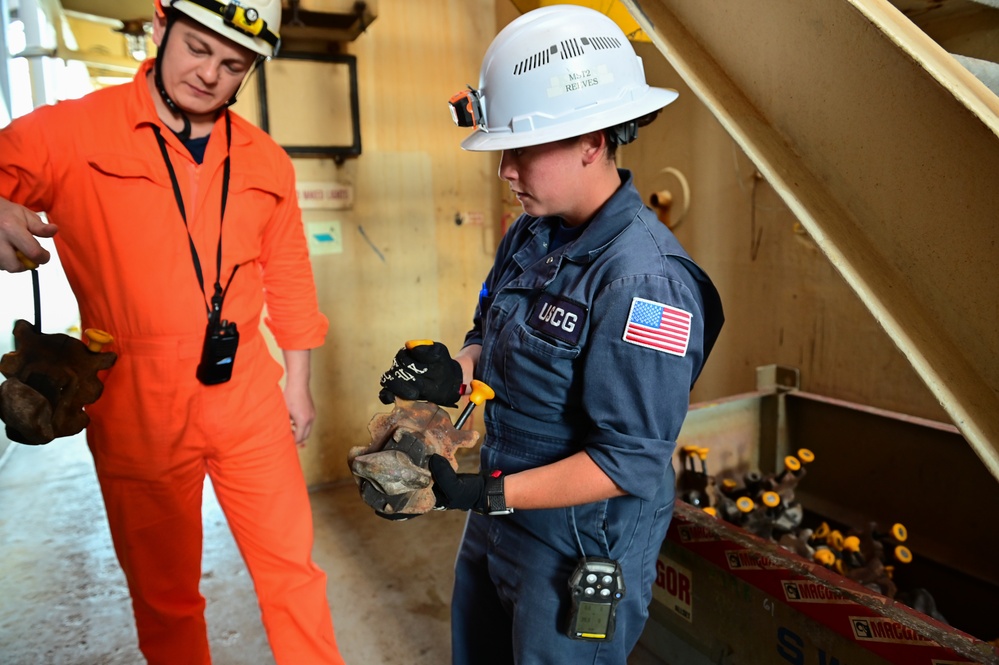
top-left (30, 268), bottom-right (40, 332)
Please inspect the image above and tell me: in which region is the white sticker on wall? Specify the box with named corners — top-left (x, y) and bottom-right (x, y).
top-left (306, 221), bottom-right (343, 255)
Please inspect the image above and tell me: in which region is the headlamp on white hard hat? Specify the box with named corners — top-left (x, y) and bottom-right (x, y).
top-left (222, 3), bottom-right (266, 38)
top-left (448, 86), bottom-right (486, 130)
top-left (160, 0), bottom-right (282, 58)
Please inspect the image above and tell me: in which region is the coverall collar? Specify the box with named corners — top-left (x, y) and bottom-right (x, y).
top-left (527, 169), bottom-right (642, 265)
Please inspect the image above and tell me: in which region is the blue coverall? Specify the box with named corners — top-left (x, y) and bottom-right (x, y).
top-left (452, 170), bottom-right (724, 664)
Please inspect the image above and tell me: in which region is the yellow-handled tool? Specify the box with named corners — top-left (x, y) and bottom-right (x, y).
top-left (454, 379), bottom-right (494, 430)
top-left (15, 250), bottom-right (38, 270)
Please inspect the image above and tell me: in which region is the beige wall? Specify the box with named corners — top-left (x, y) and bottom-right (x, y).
top-left (623, 42), bottom-right (947, 422)
top-left (265, 0), bottom-right (501, 486)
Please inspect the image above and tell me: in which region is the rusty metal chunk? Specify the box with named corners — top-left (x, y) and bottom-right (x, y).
top-left (0, 320), bottom-right (117, 445)
top-left (352, 449), bottom-right (432, 495)
top-left (347, 399), bottom-right (479, 517)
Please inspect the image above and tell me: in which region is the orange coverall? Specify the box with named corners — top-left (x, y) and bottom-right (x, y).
top-left (0, 59), bottom-right (343, 664)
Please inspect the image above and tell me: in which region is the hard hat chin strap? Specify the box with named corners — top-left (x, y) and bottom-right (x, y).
top-left (154, 12), bottom-right (193, 140)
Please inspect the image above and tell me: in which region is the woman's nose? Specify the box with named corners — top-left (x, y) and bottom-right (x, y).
top-left (498, 151), bottom-right (516, 181)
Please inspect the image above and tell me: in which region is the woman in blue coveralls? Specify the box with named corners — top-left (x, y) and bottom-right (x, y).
top-left (377, 5), bottom-right (723, 664)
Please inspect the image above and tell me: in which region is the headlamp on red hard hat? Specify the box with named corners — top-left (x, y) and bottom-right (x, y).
top-left (448, 86), bottom-right (485, 130)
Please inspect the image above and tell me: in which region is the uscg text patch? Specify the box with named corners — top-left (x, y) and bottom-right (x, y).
top-left (528, 293), bottom-right (587, 345)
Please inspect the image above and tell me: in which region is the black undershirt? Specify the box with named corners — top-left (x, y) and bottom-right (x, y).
top-left (174, 131), bottom-right (210, 164)
top-left (548, 218), bottom-right (588, 252)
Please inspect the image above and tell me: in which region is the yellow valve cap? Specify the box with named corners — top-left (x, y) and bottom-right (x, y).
top-left (84, 328), bottom-right (114, 352)
top-left (891, 523), bottom-right (908, 542)
top-left (812, 522), bottom-right (830, 539)
top-left (784, 456), bottom-right (801, 472)
top-left (828, 530), bottom-right (844, 550)
top-left (697, 447), bottom-right (709, 460)
top-left (842, 535), bottom-right (861, 553)
top-left (797, 448), bottom-right (815, 464)
top-left (814, 549), bottom-right (836, 566)
top-left (702, 506), bottom-right (717, 517)
top-left (466, 379), bottom-right (495, 406)
top-left (681, 445), bottom-right (699, 454)
top-left (721, 478), bottom-right (738, 490)
top-left (894, 545), bottom-right (913, 564)
top-left (404, 339), bottom-right (434, 349)
top-left (762, 491), bottom-right (780, 508)
top-left (736, 496), bottom-right (755, 513)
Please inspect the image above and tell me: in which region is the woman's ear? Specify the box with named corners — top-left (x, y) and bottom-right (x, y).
top-left (579, 130), bottom-right (609, 166)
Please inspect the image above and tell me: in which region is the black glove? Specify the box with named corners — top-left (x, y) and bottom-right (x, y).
top-left (429, 454), bottom-right (511, 515)
top-left (378, 342), bottom-right (462, 407)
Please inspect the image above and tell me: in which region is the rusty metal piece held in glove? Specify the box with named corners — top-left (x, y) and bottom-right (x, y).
top-left (348, 399), bottom-right (480, 517)
top-left (0, 319), bottom-right (117, 445)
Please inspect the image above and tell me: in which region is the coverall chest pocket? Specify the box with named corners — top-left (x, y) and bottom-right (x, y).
top-left (224, 172), bottom-right (283, 265)
top-left (501, 325), bottom-right (580, 422)
top-left (86, 154), bottom-right (172, 251)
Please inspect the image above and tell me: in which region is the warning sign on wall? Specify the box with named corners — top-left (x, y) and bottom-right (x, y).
top-left (297, 181), bottom-right (353, 210)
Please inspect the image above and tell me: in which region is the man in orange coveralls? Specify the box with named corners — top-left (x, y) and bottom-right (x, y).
top-left (0, 1), bottom-right (345, 663)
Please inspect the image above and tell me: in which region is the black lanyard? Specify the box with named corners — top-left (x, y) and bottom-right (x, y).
top-left (151, 111), bottom-right (238, 324)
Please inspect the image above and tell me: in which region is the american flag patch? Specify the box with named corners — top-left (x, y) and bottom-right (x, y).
top-left (622, 297), bottom-right (692, 357)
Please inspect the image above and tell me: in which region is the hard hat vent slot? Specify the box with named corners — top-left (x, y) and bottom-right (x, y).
top-left (512, 35), bottom-right (621, 76)
top-left (586, 35), bottom-right (623, 51)
top-left (559, 38), bottom-right (584, 59)
top-left (513, 46), bottom-right (555, 75)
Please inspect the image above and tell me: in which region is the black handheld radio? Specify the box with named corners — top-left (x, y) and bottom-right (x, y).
top-left (196, 297), bottom-right (239, 385)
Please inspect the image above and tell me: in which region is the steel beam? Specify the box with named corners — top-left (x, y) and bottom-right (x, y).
top-left (625, 0), bottom-right (999, 482)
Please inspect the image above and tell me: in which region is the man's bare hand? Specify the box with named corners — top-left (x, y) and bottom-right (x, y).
top-left (0, 198), bottom-right (58, 272)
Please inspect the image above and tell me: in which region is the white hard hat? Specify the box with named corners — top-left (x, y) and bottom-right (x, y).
top-left (160, 0), bottom-right (281, 58)
top-left (450, 4), bottom-right (678, 151)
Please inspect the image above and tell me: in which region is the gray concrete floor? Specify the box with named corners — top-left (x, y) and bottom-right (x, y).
top-left (0, 435), bottom-right (667, 664)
